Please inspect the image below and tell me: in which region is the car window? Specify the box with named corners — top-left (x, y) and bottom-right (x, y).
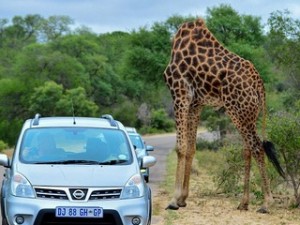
top-left (19, 127), bottom-right (132, 164)
top-left (128, 134), bottom-right (145, 149)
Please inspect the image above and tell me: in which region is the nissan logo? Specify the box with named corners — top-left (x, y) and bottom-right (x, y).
top-left (72, 189), bottom-right (85, 200)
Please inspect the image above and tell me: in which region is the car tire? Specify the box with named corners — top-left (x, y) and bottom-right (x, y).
top-left (145, 175), bottom-right (149, 183)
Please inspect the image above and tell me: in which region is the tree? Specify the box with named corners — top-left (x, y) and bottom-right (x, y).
top-left (40, 15), bottom-right (73, 42)
top-left (206, 4), bottom-right (264, 47)
top-left (266, 10), bottom-right (300, 90)
top-left (29, 81), bottom-right (63, 116)
top-left (13, 43), bottom-right (88, 90)
top-left (56, 87), bottom-right (99, 117)
top-left (29, 81), bottom-right (98, 117)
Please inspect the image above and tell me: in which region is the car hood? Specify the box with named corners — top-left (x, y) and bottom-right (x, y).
top-left (16, 163), bottom-right (139, 187)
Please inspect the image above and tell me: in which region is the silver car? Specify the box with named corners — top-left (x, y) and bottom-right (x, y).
top-left (0, 114), bottom-right (156, 225)
top-left (125, 127), bottom-right (154, 183)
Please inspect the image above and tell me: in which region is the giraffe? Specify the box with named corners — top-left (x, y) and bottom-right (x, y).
top-left (163, 18), bottom-right (284, 213)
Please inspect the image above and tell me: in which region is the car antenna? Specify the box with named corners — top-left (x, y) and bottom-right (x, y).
top-left (72, 98), bottom-right (76, 125)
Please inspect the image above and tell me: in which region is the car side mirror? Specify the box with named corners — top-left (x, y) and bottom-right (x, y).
top-left (146, 145), bottom-right (154, 151)
top-left (0, 154), bottom-right (9, 167)
top-left (141, 155), bottom-right (156, 168)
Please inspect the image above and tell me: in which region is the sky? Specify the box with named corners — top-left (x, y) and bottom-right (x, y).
top-left (1, 0), bottom-right (300, 34)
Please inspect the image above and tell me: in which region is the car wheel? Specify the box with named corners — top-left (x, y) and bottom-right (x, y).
top-left (145, 175), bottom-right (149, 183)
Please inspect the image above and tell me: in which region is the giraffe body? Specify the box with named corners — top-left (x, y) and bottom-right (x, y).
top-left (164, 18), bottom-right (283, 213)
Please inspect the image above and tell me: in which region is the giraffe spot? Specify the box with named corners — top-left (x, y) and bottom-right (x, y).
top-left (211, 66), bottom-right (218, 75)
top-left (198, 47), bottom-right (207, 54)
top-left (187, 21), bottom-right (195, 29)
top-left (198, 40), bottom-right (213, 48)
top-left (212, 79), bottom-right (221, 88)
top-left (204, 82), bottom-right (212, 92)
top-left (180, 38), bottom-right (189, 49)
top-left (207, 58), bottom-right (214, 66)
top-left (218, 70), bottom-right (227, 80)
top-left (198, 55), bottom-right (206, 63)
top-left (216, 62), bottom-right (223, 69)
top-left (181, 29), bottom-right (190, 37)
top-left (195, 19), bottom-right (204, 27)
top-left (192, 57), bottom-right (198, 68)
top-left (174, 52), bottom-right (183, 64)
top-left (179, 61), bottom-right (188, 73)
top-left (173, 70), bottom-right (181, 79)
top-left (173, 38), bottom-right (181, 49)
top-left (188, 42), bottom-right (197, 55)
top-left (214, 42), bottom-right (220, 48)
top-left (206, 74), bottom-right (214, 83)
top-left (192, 28), bottom-right (203, 40)
top-left (205, 33), bottom-right (211, 39)
top-left (202, 64), bottom-right (209, 72)
top-left (185, 57), bottom-right (192, 65)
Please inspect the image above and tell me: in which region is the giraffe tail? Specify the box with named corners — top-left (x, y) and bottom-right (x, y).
top-left (260, 84), bottom-right (285, 179)
top-left (263, 141), bottom-right (285, 179)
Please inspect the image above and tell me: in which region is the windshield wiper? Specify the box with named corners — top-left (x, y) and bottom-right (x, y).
top-left (33, 160), bottom-right (101, 165)
top-left (99, 159), bottom-right (128, 165)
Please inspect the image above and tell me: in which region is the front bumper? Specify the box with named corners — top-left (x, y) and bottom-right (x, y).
top-left (4, 192), bottom-right (151, 225)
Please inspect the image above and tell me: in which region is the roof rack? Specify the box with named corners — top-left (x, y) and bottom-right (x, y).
top-left (101, 114), bottom-right (118, 127)
top-left (32, 113), bottom-right (41, 126)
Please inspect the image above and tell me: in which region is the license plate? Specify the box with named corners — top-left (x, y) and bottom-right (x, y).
top-left (55, 206), bottom-right (103, 218)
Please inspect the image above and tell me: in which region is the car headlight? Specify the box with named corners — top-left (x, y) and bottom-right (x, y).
top-left (11, 173), bottom-right (35, 198)
top-left (121, 174), bottom-right (144, 199)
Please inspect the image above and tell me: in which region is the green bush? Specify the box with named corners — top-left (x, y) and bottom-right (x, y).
top-left (196, 139), bottom-right (223, 151)
top-left (213, 144), bottom-right (244, 194)
top-left (268, 110), bottom-right (300, 206)
top-left (0, 140), bottom-right (8, 151)
top-left (150, 108), bottom-right (174, 132)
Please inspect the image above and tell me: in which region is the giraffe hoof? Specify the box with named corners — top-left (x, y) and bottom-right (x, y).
top-left (178, 202), bottom-right (187, 207)
top-left (165, 204), bottom-right (179, 210)
top-left (256, 206), bottom-right (269, 214)
top-left (237, 203), bottom-right (248, 211)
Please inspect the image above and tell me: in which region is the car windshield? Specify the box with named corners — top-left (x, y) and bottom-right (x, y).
top-left (19, 127), bottom-right (132, 165)
top-left (128, 134), bottom-right (145, 149)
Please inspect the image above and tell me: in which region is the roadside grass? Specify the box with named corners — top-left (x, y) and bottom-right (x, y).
top-left (158, 148), bottom-right (300, 225)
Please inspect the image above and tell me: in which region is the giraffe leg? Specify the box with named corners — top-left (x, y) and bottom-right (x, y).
top-left (178, 107), bottom-right (201, 207)
top-left (239, 132), bottom-right (273, 213)
top-left (166, 108), bottom-right (189, 210)
top-left (224, 93), bottom-right (273, 213)
top-left (237, 147), bottom-right (251, 211)
top-left (252, 147), bottom-right (273, 213)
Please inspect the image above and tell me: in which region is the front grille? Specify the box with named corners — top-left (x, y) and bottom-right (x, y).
top-left (89, 189), bottom-right (122, 200)
top-left (35, 187), bottom-right (122, 201)
top-left (35, 188), bottom-right (68, 200)
top-left (34, 209), bottom-right (123, 225)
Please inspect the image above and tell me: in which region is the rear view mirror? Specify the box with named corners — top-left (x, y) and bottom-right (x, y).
top-left (146, 145), bottom-right (154, 151)
top-left (141, 155), bottom-right (156, 168)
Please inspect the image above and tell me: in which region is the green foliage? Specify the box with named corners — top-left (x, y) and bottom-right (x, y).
top-left (206, 4), bottom-right (264, 47)
top-left (0, 140), bottom-right (8, 151)
top-left (29, 81), bottom-right (63, 116)
top-left (150, 108), bottom-right (175, 133)
top-left (214, 145), bottom-right (244, 194)
top-left (29, 81), bottom-right (98, 117)
top-left (266, 10), bottom-right (300, 90)
top-left (0, 119), bottom-right (23, 146)
top-left (268, 109), bottom-right (300, 205)
top-left (201, 107), bottom-right (234, 140)
top-left (196, 139), bottom-right (223, 151)
top-left (56, 87), bottom-right (99, 117)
